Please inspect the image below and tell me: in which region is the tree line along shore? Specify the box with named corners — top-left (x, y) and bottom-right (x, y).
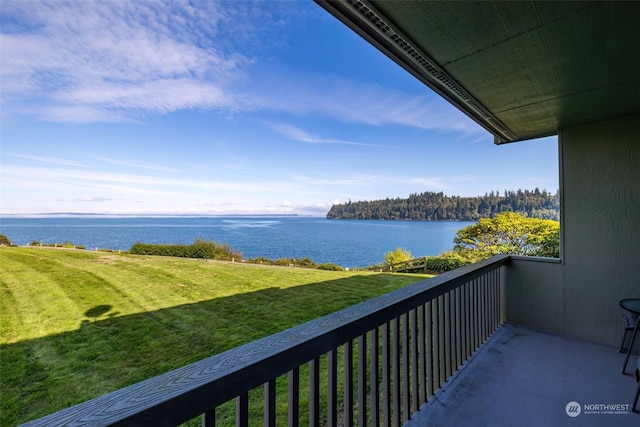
top-left (327, 188), bottom-right (559, 221)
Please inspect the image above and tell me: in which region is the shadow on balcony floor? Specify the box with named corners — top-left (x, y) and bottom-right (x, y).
top-left (408, 322), bottom-right (638, 426)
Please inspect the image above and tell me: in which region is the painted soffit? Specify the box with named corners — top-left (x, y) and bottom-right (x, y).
top-left (315, 0), bottom-right (640, 144)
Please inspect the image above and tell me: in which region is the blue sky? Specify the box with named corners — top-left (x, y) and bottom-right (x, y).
top-left (0, 0), bottom-right (558, 216)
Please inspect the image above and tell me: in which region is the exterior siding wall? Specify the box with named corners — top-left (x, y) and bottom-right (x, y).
top-left (503, 258), bottom-right (564, 333)
top-left (561, 113), bottom-right (640, 346)
top-left (504, 114), bottom-right (640, 347)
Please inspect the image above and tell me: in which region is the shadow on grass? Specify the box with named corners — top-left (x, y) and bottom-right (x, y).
top-left (84, 305), bottom-right (114, 318)
top-left (1, 273), bottom-right (418, 425)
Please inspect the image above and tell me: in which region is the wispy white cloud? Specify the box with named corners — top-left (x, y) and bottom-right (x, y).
top-left (5, 153), bottom-right (87, 167)
top-left (260, 121), bottom-right (387, 147)
top-left (292, 173), bottom-right (451, 190)
top-left (0, 164), bottom-right (301, 196)
top-left (249, 69), bottom-right (482, 134)
top-left (91, 156), bottom-right (183, 172)
top-left (73, 197), bottom-right (116, 203)
top-left (1, 1), bottom-right (251, 122)
top-left (450, 175), bottom-right (477, 183)
top-left (0, 0), bottom-right (482, 136)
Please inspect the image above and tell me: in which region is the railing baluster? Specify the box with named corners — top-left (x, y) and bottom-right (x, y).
top-left (496, 269), bottom-right (501, 327)
top-left (426, 300), bottom-right (434, 399)
top-left (310, 357), bottom-right (320, 427)
top-left (442, 293), bottom-right (448, 381)
top-left (484, 272), bottom-right (490, 333)
top-left (484, 274), bottom-right (493, 337)
top-left (452, 287), bottom-right (457, 367)
top-left (446, 291), bottom-right (453, 379)
top-left (484, 273), bottom-right (490, 338)
top-left (471, 281), bottom-right (476, 354)
top-left (392, 317), bottom-right (400, 426)
top-left (432, 297), bottom-right (440, 391)
top-left (478, 276), bottom-right (484, 344)
top-left (472, 278), bottom-right (479, 350)
top-left (202, 408), bottom-right (215, 427)
top-left (495, 270), bottom-right (500, 326)
top-left (456, 288), bottom-right (465, 366)
top-left (496, 268), bottom-right (502, 327)
top-left (455, 290), bottom-right (459, 352)
top-left (288, 368), bottom-right (299, 427)
top-left (417, 304), bottom-right (426, 405)
top-left (484, 274), bottom-right (491, 340)
top-left (344, 340), bottom-right (353, 427)
top-left (453, 289), bottom-right (458, 372)
top-left (464, 282), bottom-right (470, 359)
top-left (264, 380), bottom-right (276, 427)
top-left (480, 275), bottom-right (485, 340)
top-left (482, 276), bottom-right (486, 339)
top-left (236, 393), bottom-right (248, 427)
top-left (382, 322), bottom-right (391, 427)
top-left (328, 349), bottom-right (338, 427)
top-left (462, 282), bottom-right (468, 360)
top-left (370, 327), bottom-right (380, 427)
top-left (487, 273), bottom-right (492, 333)
top-left (489, 273), bottom-right (493, 333)
top-left (494, 271), bottom-right (498, 327)
top-left (358, 334), bottom-right (367, 427)
top-left (489, 273), bottom-right (494, 333)
top-left (438, 295), bottom-right (445, 388)
top-left (478, 278), bottom-right (483, 344)
top-left (411, 308), bottom-right (419, 414)
top-left (445, 294), bottom-right (448, 382)
top-left (402, 312), bottom-right (410, 423)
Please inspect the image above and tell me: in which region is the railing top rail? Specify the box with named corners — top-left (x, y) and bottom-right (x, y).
top-left (22, 254), bottom-right (510, 427)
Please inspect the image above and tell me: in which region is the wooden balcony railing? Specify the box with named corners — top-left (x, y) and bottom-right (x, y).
top-left (22, 254), bottom-right (510, 427)
top-left (389, 256), bottom-right (433, 273)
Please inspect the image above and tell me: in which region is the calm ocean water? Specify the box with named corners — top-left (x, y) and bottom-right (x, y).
top-left (0, 216), bottom-right (473, 268)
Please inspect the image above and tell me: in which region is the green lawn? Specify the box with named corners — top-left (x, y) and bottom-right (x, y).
top-left (0, 247), bottom-right (425, 426)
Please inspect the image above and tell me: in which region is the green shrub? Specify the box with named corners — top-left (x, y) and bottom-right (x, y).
top-left (317, 263), bottom-right (344, 271)
top-left (425, 252), bottom-right (472, 273)
top-left (129, 239), bottom-right (242, 261)
top-left (0, 234), bottom-right (11, 246)
top-left (293, 257), bottom-right (317, 268)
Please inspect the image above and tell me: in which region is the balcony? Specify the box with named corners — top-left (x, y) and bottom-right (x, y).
top-left (21, 254), bottom-right (639, 426)
top-left (408, 322), bottom-right (638, 427)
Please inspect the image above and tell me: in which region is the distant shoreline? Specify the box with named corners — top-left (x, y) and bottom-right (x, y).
top-left (0, 213), bottom-right (310, 219)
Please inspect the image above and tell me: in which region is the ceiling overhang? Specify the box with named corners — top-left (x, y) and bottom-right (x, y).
top-left (315, 1), bottom-right (640, 144)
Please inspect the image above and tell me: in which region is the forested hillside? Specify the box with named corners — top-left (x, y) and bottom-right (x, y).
top-left (326, 189), bottom-right (559, 221)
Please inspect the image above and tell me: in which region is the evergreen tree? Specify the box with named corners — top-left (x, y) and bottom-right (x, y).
top-left (326, 189), bottom-right (559, 221)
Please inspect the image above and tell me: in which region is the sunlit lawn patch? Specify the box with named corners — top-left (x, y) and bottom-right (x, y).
top-left (0, 247), bottom-right (426, 425)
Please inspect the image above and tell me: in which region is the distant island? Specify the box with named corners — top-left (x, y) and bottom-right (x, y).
top-left (326, 189), bottom-right (559, 221)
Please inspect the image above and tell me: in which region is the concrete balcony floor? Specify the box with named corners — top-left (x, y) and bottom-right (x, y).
top-left (408, 322), bottom-right (639, 426)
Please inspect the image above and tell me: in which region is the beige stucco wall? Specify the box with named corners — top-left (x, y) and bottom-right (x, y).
top-left (504, 113), bottom-right (640, 347)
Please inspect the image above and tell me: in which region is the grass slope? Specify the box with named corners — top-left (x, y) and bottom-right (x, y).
top-left (0, 247), bottom-right (425, 426)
